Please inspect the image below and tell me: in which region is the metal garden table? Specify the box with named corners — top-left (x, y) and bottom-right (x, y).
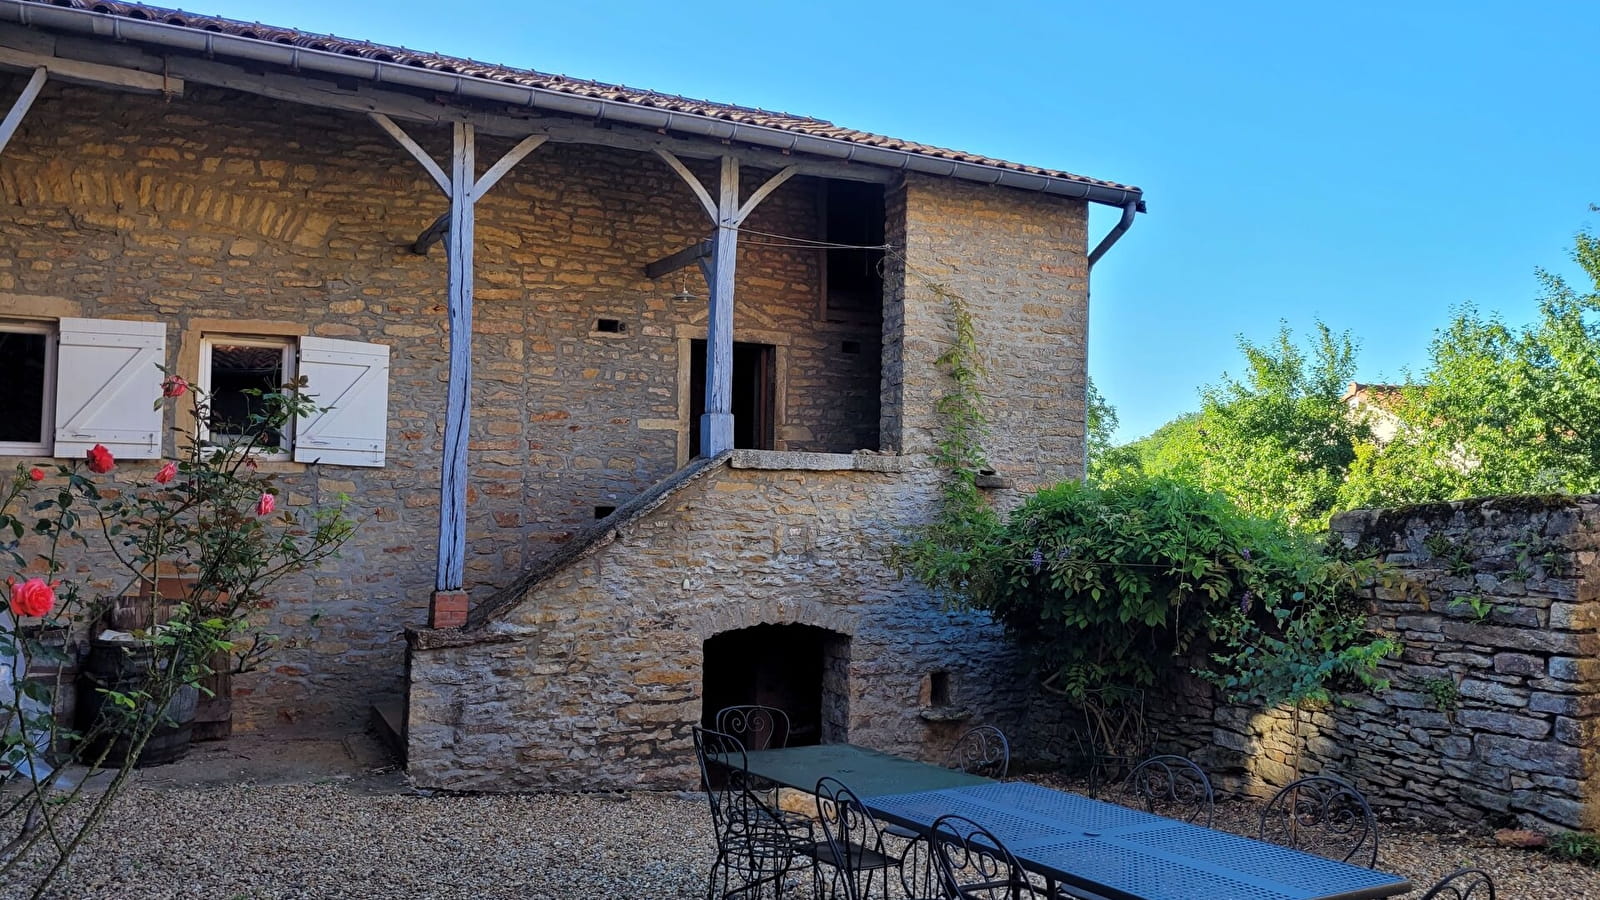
top-left (737, 746), bottom-right (1412, 900)
top-left (868, 782), bottom-right (1412, 900)
top-left (738, 743), bottom-right (992, 796)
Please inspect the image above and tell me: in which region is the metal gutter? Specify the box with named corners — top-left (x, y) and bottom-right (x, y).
top-left (0, 0), bottom-right (1145, 211)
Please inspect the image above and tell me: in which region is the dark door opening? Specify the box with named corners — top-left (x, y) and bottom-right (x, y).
top-left (690, 340), bottom-right (775, 458)
top-left (702, 624), bottom-right (831, 747)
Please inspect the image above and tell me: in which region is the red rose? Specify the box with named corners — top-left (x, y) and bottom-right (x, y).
top-left (8, 576), bottom-right (58, 618)
top-left (28, 467), bottom-right (44, 482)
top-left (161, 375), bottom-right (189, 398)
top-left (255, 492), bottom-right (276, 516)
top-left (85, 444), bottom-right (115, 474)
top-left (154, 461), bottom-right (177, 484)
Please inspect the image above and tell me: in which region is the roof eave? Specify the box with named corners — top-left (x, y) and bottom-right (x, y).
top-left (0, 0), bottom-right (1144, 211)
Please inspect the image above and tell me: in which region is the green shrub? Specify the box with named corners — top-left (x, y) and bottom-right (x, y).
top-left (900, 474), bottom-right (1396, 707)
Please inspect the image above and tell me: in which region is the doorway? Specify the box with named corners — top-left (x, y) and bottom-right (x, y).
top-left (689, 339), bottom-right (775, 458)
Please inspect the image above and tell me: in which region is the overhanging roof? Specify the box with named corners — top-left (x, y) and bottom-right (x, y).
top-left (0, 0), bottom-right (1145, 211)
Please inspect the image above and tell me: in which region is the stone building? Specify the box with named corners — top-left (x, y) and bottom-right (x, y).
top-left (0, 0), bottom-right (1143, 789)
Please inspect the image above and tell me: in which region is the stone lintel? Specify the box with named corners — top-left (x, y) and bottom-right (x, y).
top-left (728, 449), bottom-right (907, 473)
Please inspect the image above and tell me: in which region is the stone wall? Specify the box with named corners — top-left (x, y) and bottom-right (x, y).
top-left (0, 76), bottom-right (880, 731)
top-left (1141, 495), bottom-right (1600, 831)
top-left (406, 453), bottom-right (1031, 790)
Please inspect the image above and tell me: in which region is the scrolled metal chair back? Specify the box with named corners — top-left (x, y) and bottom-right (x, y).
top-left (1121, 754), bottom-right (1215, 825)
top-left (931, 814), bottom-right (1051, 899)
top-left (692, 726), bottom-right (796, 897)
top-left (1259, 775), bottom-right (1379, 867)
top-left (1420, 868), bottom-right (1496, 900)
top-left (815, 777), bottom-right (891, 900)
top-left (947, 725), bottom-right (1011, 778)
top-left (898, 834), bottom-right (942, 900)
top-left (716, 704), bottom-right (792, 751)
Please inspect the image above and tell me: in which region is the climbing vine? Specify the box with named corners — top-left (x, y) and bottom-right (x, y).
top-left (894, 272), bottom-right (1001, 603)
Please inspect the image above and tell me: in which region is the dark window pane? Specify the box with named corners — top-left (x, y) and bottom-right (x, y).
top-left (208, 344), bottom-right (284, 447)
top-left (0, 331), bottom-right (47, 444)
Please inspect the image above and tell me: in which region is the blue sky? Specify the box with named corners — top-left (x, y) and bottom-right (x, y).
top-left (204, 0), bottom-right (1600, 441)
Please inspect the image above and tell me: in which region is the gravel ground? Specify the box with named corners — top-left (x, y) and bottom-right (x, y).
top-left (3, 743), bottom-right (1597, 899)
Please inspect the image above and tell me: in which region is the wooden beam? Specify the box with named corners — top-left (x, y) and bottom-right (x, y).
top-left (0, 45), bottom-right (180, 94)
top-left (410, 212), bottom-right (450, 256)
top-left (436, 120), bottom-right (476, 593)
top-left (370, 112), bottom-right (451, 197)
top-left (733, 165), bottom-right (799, 226)
top-left (0, 65), bottom-right (45, 156)
top-left (474, 133), bottom-right (547, 197)
top-left (702, 155), bottom-right (740, 455)
top-left (643, 239), bottom-right (713, 279)
top-left (654, 149), bottom-right (718, 220)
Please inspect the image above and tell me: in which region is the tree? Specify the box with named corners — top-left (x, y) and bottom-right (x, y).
top-left (1100, 323), bottom-right (1368, 528)
top-left (1341, 225), bottom-right (1600, 507)
top-left (1085, 377), bottom-right (1119, 466)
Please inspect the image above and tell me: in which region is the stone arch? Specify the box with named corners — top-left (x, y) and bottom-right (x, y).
top-left (686, 596), bottom-right (859, 644)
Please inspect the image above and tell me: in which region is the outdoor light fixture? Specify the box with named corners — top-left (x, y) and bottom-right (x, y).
top-left (671, 270), bottom-right (699, 303)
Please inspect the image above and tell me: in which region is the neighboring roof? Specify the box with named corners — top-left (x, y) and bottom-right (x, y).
top-left (1, 0), bottom-right (1144, 209)
top-left (1341, 382), bottom-right (1407, 405)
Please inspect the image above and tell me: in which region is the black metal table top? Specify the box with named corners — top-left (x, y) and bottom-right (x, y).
top-left (736, 744), bottom-right (992, 797)
top-left (865, 782), bottom-right (1412, 900)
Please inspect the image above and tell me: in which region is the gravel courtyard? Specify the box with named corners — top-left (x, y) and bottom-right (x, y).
top-left (3, 735), bottom-right (1597, 899)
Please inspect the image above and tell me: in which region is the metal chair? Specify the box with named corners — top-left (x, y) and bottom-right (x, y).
top-left (693, 726), bottom-right (813, 899)
top-left (1119, 755), bottom-right (1215, 825)
top-left (946, 725), bottom-right (1011, 778)
top-left (810, 776), bottom-right (901, 900)
top-left (929, 814), bottom-right (1051, 899)
top-left (1258, 775), bottom-right (1379, 868)
top-left (716, 705), bottom-right (792, 752)
top-left (896, 834), bottom-right (943, 900)
top-left (1420, 868), bottom-right (1496, 899)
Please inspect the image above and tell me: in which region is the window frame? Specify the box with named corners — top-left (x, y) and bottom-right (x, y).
top-left (197, 334), bottom-right (297, 461)
top-left (0, 319), bottom-right (56, 457)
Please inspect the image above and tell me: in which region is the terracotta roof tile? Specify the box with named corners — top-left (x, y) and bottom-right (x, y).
top-left (17, 0), bottom-right (1139, 196)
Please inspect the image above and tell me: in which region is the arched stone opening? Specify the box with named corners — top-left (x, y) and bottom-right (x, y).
top-left (701, 623), bottom-right (852, 746)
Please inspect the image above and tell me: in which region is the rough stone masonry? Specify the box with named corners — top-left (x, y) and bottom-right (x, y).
top-left (1147, 495), bottom-right (1600, 831)
top-left (2, 69), bottom-right (1095, 769)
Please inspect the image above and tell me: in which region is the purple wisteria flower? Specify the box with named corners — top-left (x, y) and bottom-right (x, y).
top-left (1030, 548), bottom-right (1044, 573)
top-left (1239, 591), bottom-right (1254, 613)
top-left (1240, 548), bottom-right (1252, 560)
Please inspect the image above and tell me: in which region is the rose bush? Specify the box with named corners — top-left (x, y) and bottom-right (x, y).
top-left (0, 369), bottom-right (356, 898)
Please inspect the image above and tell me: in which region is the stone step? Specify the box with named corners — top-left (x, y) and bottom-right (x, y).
top-left (369, 699), bottom-right (405, 763)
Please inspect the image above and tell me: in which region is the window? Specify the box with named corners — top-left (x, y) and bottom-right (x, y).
top-left (199, 336), bottom-right (296, 458)
top-left (0, 321), bottom-right (55, 456)
top-left (820, 180), bottom-right (885, 324)
top-left (196, 335), bottom-right (392, 467)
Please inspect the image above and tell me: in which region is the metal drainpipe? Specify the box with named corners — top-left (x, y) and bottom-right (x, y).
top-left (1082, 198), bottom-right (1142, 481)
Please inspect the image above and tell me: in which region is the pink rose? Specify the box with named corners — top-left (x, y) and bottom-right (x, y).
top-left (28, 467), bottom-right (44, 482)
top-left (85, 444), bottom-right (115, 474)
top-left (255, 492), bottom-right (276, 516)
top-left (161, 375), bottom-right (188, 398)
top-left (8, 576), bottom-right (58, 618)
top-left (154, 461), bottom-right (177, 484)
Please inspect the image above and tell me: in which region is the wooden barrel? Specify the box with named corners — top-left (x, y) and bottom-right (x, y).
top-left (77, 638), bottom-right (197, 768)
top-left (190, 650), bottom-right (232, 742)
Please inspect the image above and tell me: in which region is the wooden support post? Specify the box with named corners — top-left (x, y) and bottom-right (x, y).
top-left (0, 67), bottom-right (46, 157)
top-left (370, 116), bottom-right (546, 599)
top-left (438, 120), bottom-right (475, 593)
top-left (655, 151), bottom-right (799, 456)
top-left (702, 156), bottom-right (739, 454)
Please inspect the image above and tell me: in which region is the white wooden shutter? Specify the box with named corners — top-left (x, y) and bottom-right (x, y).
top-left (294, 337), bottom-right (389, 467)
top-left (53, 318), bottom-right (166, 460)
